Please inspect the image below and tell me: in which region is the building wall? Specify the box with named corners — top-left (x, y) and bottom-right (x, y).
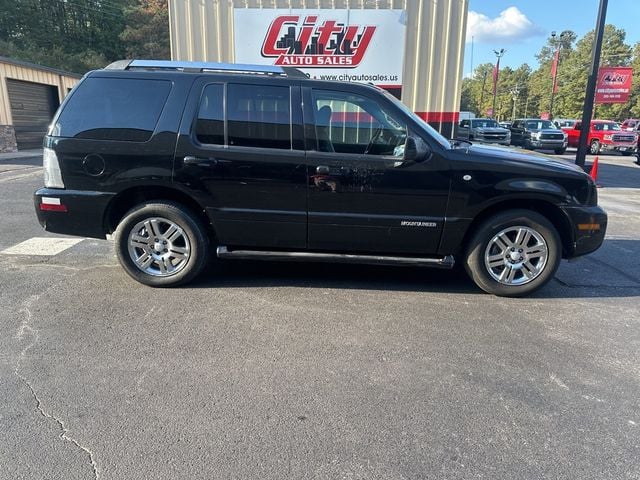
top-left (0, 57), bottom-right (80, 152)
top-left (168, 0), bottom-right (468, 137)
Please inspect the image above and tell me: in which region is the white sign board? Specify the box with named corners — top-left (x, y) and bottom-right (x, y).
top-left (234, 9), bottom-right (406, 88)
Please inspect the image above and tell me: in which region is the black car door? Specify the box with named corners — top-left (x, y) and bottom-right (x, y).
top-left (510, 120), bottom-right (524, 146)
top-left (174, 77), bottom-right (307, 249)
top-left (303, 86), bottom-right (450, 255)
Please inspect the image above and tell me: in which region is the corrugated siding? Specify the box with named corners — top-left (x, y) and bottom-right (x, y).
top-left (0, 60), bottom-right (80, 125)
top-left (168, 0), bottom-right (468, 129)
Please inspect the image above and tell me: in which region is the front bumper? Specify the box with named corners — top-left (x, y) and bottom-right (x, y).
top-left (34, 188), bottom-right (116, 239)
top-left (476, 137), bottom-right (510, 146)
top-left (601, 143), bottom-right (636, 153)
top-left (561, 205), bottom-right (608, 258)
top-left (530, 139), bottom-right (567, 149)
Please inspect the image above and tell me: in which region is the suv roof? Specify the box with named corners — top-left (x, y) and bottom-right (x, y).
top-left (105, 59), bottom-right (309, 78)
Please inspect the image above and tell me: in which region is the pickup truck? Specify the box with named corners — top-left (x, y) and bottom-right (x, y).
top-left (457, 118), bottom-right (511, 146)
top-left (509, 118), bottom-right (567, 154)
top-left (562, 120), bottom-right (638, 156)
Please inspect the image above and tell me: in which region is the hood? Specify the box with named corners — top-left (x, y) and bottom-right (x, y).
top-left (461, 143), bottom-right (584, 174)
top-left (475, 127), bottom-right (509, 133)
top-left (528, 128), bottom-right (564, 134)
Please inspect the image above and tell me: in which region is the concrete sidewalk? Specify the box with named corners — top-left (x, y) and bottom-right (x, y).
top-left (0, 149), bottom-right (42, 162)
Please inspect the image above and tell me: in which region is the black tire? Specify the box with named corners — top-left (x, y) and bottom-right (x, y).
top-left (524, 140), bottom-right (534, 150)
top-left (621, 151), bottom-right (632, 156)
top-left (464, 210), bottom-right (561, 297)
top-left (554, 147), bottom-right (567, 155)
top-left (114, 201), bottom-right (210, 287)
top-left (590, 140), bottom-right (600, 155)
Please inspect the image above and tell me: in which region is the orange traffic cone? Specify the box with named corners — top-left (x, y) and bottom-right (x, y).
top-left (590, 155), bottom-right (601, 187)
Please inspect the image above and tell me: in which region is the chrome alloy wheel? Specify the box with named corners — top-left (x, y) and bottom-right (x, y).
top-left (484, 226), bottom-right (548, 286)
top-left (127, 217), bottom-right (191, 277)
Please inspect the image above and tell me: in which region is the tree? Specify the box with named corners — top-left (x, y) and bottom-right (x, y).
top-left (120, 0), bottom-right (170, 59)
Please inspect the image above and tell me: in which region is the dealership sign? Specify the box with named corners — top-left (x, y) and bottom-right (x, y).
top-left (595, 67), bottom-right (633, 104)
top-left (234, 9), bottom-right (406, 87)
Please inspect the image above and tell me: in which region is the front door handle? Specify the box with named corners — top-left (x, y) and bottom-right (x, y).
top-left (316, 165), bottom-right (330, 175)
top-left (184, 155), bottom-right (217, 167)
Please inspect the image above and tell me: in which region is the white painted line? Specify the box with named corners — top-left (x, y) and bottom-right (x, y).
top-left (2, 237), bottom-right (84, 256)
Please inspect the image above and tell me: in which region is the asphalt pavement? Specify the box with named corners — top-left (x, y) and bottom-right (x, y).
top-left (0, 149), bottom-right (638, 479)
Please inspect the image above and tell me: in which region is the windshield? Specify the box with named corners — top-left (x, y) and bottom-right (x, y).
top-left (380, 89), bottom-right (451, 150)
top-left (525, 120), bottom-right (555, 130)
top-left (471, 119), bottom-right (498, 128)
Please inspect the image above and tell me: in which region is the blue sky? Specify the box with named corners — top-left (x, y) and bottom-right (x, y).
top-left (464, 0), bottom-right (640, 76)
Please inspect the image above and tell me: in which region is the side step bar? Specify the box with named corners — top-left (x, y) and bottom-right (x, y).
top-left (216, 246), bottom-right (455, 269)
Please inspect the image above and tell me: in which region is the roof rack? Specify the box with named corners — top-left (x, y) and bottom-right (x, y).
top-left (104, 59), bottom-right (309, 78)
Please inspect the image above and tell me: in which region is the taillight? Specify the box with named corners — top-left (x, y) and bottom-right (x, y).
top-left (43, 148), bottom-right (65, 188)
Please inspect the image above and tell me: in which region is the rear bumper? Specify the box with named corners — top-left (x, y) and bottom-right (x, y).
top-left (34, 188), bottom-right (115, 239)
top-left (561, 205), bottom-right (608, 258)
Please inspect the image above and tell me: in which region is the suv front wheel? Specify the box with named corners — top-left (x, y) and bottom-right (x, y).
top-left (464, 210), bottom-right (561, 297)
top-left (115, 201), bottom-right (210, 287)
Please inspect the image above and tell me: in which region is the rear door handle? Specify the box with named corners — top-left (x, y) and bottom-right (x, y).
top-left (183, 155), bottom-right (217, 166)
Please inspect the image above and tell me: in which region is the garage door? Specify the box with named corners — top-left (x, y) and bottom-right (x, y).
top-left (7, 79), bottom-right (59, 150)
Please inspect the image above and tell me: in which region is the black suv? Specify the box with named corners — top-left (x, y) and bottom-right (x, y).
top-left (34, 60), bottom-right (607, 297)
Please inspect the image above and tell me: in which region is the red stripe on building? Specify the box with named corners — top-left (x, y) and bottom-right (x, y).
top-left (415, 112), bottom-right (460, 123)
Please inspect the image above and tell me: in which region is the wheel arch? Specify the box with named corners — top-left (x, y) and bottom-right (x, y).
top-left (459, 199), bottom-right (574, 258)
top-left (104, 186), bottom-right (215, 239)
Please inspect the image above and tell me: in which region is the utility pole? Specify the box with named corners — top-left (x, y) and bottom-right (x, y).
top-left (492, 48), bottom-right (506, 119)
top-left (576, 0), bottom-right (608, 169)
top-left (549, 31), bottom-right (566, 119)
top-left (511, 84), bottom-right (520, 121)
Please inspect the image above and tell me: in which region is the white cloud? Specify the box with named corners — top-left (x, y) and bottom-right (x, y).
top-left (466, 7), bottom-right (544, 43)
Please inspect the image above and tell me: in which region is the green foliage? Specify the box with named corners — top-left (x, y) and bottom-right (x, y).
top-left (0, 0), bottom-right (168, 74)
top-left (461, 24), bottom-right (638, 122)
top-left (120, 0), bottom-right (170, 59)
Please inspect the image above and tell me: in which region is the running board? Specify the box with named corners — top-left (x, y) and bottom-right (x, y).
top-left (216, 246), bottom-right (455, 269)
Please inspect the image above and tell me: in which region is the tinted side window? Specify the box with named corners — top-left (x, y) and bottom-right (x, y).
top-left (227, 84), bottom-right (291, 149)
top-left (196, 84), bottom-right (224, 145)
top-left (53, 77), bottom-right (171, 141)
top-left (312, 89), bottom-right (407, 156)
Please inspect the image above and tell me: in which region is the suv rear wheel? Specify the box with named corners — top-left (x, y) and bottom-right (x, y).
top-left (114, 201), bottom-right (209, 287)
top-left (464, 210), bottom-right (561, 297)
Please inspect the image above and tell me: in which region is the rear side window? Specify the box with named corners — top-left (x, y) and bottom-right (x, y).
top-left (53, 77), bottom-right (171, 142)
top-left (196, 84), bottom-right (224, 145)
top-left (227, 84), bottom-right (291, 149)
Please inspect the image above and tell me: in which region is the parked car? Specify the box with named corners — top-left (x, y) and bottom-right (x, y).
top-left (620, 118), bottom-right (640, 152)
top-left (510, 118), bottom-right (568, 154)
top-left (457, 118), bottom-right (511, 146)
top-left (562, 120), bottom-right (637, 155)
top-left (33, 59), bottom-right (607, 297)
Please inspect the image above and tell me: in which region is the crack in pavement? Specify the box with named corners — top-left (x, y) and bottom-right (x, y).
top-left (13, 295), bottom-right (100, 479)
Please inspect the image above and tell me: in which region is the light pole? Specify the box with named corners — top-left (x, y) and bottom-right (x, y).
top-left (492, 48), bottom-right (506, 118)
top-left (549, 31), bottom-right (566, 119)
top-left (511, 84), bottom-right (520, 122)
top-left (576, 0), bottom-right (608, 169)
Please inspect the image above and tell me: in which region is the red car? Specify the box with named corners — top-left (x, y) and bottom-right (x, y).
top-left (562, 120), bottom-right (637, 155)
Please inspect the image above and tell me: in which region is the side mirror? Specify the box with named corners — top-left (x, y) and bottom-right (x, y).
top-left (404, 136), bottom-right (431, 163)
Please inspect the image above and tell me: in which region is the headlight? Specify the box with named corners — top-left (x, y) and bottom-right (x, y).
top-left (530, 132), bottom-right (540, 139)
top-left (603, 134), bottom-right (612, 141)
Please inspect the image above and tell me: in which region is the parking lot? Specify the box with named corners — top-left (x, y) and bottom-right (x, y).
top-left (1, 150), bottom-right (639, 479)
